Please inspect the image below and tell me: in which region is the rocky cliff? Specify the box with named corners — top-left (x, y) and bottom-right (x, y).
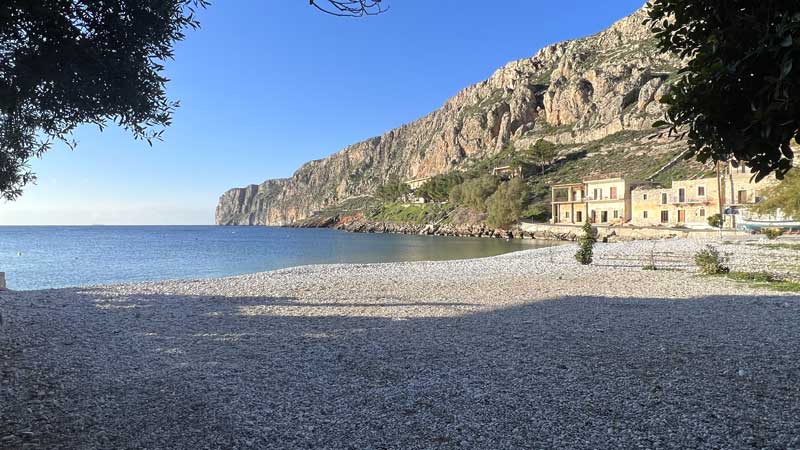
top-left (216, 5), bottom-right (684, 226)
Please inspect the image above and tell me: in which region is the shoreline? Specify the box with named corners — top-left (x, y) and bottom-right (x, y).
top-left (2, 238), bottom-right (799, 448)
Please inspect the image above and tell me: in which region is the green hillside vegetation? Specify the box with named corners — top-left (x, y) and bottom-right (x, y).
top-left (312, 130), bottom-right (709, 229)
top-left (415, 172), bottom-right (464, 202)
top-left (368, 202), bottom-right (453, 225)
top-left (486, 178), bottom-right (530, 228)
top-left (375, 178), bottom-right (411, 202)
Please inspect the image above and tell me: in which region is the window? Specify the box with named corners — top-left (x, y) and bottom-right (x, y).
top-left (594, 188), bottom-right (601, 200)
top-left (661, 193), bottom-right (668, 205)
top-left (698, 186), bottom-right (706, 196)
top-left (576, 211), bottom-right (582, 222)
top-left (660, 210), bottom-right (669, 223)
top-left (678, 188), bottom-right (686, 203)
top-left (643, 211), bottom-right (648, 219)
top-left (600, 211), bottom-right (608, 223)
top-left (699, 208), bottom-right (705, 217)
top-left (642, 193), bottom-right (648, 200)
top-left (613, 210), bottom-right (619, 219)
top-left (610, 186), bottom-right (618, 200)
top-left (565, 211), bottom-right (570, 219)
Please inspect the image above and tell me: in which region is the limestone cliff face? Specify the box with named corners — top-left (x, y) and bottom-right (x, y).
top-left (216, 6), bottom-right (680, 226)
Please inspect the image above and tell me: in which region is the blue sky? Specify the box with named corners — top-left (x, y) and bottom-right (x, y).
top-left (0, 0), bottom-right (646, 225)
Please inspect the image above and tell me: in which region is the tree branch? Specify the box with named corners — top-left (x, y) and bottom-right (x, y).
top-left (309, 0), bottom-right (388, 17)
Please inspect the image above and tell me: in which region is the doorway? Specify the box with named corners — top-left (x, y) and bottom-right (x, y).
top-left (678, 210), bottom-right (686, 223)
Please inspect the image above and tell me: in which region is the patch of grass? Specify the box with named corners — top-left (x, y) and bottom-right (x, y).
top-left (756, 243), bottom-right (800, 251)
top-left (723, 271), bottom-right (800, 293)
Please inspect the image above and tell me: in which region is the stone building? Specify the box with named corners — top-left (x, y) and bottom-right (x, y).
top-left (550, 163), bottom-right (782, 229)
top-left (630, 177), bottom-right (720, 227)
top-left (551, 177), bottom-right (637, 225)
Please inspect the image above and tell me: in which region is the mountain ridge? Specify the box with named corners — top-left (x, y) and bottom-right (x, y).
top-left (216, 5), bottom-right (690, 226)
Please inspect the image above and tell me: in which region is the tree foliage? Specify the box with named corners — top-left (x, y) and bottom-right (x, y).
top-left (448, 175), bottom-right (499, 212)
top-left (416, 172), bottom-right (464, 202)
top-left (526, 139), bottom-right (558, 175)
top-left (751, 169), bottom-right (800, 218)
top-left (575, 220), bottom-right (596, 265)
top-left (0, 0), bottom-right (208, 200)
top-left (375, 178), bottom-right (410, 202)
top-left (486, 177), bottom-right (529, 229)
top-left (646, 0), bottom-right (800, 181)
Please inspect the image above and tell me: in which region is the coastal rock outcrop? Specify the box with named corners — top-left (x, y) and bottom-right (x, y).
top-left (216, 6), bottom-right (681, 226)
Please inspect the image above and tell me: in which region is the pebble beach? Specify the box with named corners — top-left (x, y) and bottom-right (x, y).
top-left (1, 238), bottom-right (799, 449)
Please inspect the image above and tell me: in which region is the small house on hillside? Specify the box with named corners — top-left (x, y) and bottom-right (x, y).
top-left (406, 177), bottom-right (431, 191)
top-left (492, 166), bottom-right (523, 180)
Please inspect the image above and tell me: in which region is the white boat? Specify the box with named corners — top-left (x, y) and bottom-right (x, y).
top-left (739, 217), bottom-right (800, 232)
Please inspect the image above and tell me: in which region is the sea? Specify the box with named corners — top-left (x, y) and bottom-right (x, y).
top-left (0, 226), bottom-right (560, 290)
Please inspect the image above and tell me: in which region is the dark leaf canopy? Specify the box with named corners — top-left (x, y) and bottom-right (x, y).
top-left (0, 0), bottom-right (208, 200)
top-left (646, 0), bottom-right (800, 180)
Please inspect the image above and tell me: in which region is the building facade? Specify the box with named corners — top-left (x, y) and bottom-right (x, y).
top-left (550, 163), bottom-right (782, 229)
top-left (551, 183), bottom-right (586, 224)
top-left (631, 177), bottom-right (721, 227)
top-left (550, 178), bottom-right (634, 225)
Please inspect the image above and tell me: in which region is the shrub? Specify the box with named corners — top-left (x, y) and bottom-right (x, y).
top-left (521, 203), bottom-right (550, 222)
top-left (694, 245), bottom-right (730, 275)
top-left (707, 213), bottom-right (722, 228)
top-left (761, 228), bottom-right (785, 240)
top-left (375, 179), bottom-right (411, 202)
top-left (416, 172), bottom-right (464, 202)
top-left (575, 220), bottom-right (596, 265)
top-left (486, 178), bottom-right (529, 228)
top-left (451, 175), bottom-right (500, 212)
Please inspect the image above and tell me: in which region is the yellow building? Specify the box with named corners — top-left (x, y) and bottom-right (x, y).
top-left (548, 162), bottom-right (781, 229)
top-left (551, 183), bottom-right (587, 224)
top-left (629, 164), bottom-right (780, 228)
top-left (631, 177), bottom-right (719, 227)
top-left (551, 177), bottom-right (634, 225)
top-left (584, 178), bottom-right (634, 225)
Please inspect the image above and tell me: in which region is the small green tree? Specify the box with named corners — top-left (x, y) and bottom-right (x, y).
top-left (486, 178), bottom-right (529, 228)
top-left (575, 220), bottom-right (596, 265)
top-left (707, 213), bottom-right (723, 228)
top-left (527, 139), bottom-right (559, 175)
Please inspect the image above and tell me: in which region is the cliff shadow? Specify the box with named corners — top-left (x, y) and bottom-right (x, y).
top-left (3, 289), bottom-right (799, 450)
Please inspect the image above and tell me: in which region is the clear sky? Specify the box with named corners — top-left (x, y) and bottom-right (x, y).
top-left (0, 0), bottom-right (646, 225)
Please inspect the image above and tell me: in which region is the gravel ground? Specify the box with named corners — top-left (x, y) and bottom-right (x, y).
top-left (1, 238), bottom-right (799, 450)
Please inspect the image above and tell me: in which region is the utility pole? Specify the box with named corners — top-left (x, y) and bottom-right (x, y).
top-left (716, 161), bottom-right (724, 238)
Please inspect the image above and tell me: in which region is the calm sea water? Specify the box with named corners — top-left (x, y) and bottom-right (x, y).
top-left (0, 226), bottom-right (559, 291)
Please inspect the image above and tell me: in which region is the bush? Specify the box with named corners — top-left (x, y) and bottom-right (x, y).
top-left (521, 203), bottom-right (550, 222)
top-left (375, 179), bottom-right (411, 202)
top-left (761, 228), bottom-right (785, 240)
top-left (416, 172), bottom-right (464, 202)
top-left (486, 178), bottom-right (529, 228)
top-left (694, 245), bottom-right (730, 275)
top-left (451, 175), bottom-right (500, 212)
top-left (707, 213), bottom-right (722, 228)
top-left (575, 220), bottom-right (596, 265)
